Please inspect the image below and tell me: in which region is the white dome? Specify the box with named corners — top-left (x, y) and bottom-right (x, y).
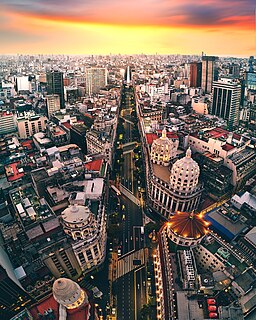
top-left (52, 278), bottom-right (88, 309)
top-left (170, 148), bottom-right (200, 193)
top-left (62, 205), bottom-right (92, 225)
top-left (150, 128), bottom-right (177, 166)
top-left (61, 205), bottom-right (97, 241)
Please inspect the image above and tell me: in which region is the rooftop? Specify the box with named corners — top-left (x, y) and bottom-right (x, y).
top-left (145, 133), bottom-right (158, 145)
top-left (29, 294), bottom-right (89, 320)
top-left (62, 205), bottom-right (92, 224)
top-left (245, 227), bottom-right (256, 247)
top-left (205, 208), bottom-right (247, 240)
top-left (5, 162), bottom-right (25, 182)
top-left (10, 185), bottom-right (56, 230)
top-left (152, 163), bottom-right (171, 183)
top-left (84, 159), bottom-right (103, 172)
top-left (168, 212), bottom-right (209, 239)
top-left (156, 129), bottom-right (179, 139)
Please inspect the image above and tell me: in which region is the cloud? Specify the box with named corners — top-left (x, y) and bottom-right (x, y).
top-left (0, 0), bottom-right (254, 28)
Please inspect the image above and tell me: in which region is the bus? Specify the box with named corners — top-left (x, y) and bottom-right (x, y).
top-left (110, 185), bottom-right (121, 196)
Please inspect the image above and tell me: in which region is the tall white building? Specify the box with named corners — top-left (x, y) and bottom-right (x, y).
top-left (61, 205), bottom-right (106, 273)
top-left (46, 94), bottom-right (61, 117)
top-left (16, 76), bottom-right (30, 92)
top-left (85, 68), bottom-right (107, 95)
top-left (17, 111), bottom-right (47, 138)
top-left (0, 111), bottom-right (16, 135)
top-left (148, 147), bottom-right (203, 218)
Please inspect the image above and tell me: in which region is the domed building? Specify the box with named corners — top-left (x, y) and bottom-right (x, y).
top-left (166, 211), bottom-right (209, 247)
top-left (52, 278), bottom-right (88, 310)
top-left (148, 147), bottom-right (203, 218)
top-left (150, 128), bottom-right (178, 166)
top-left (169, 148), bottom-right (200, 194)
top-left (61, 205), bottom-right (106, 274)
top-left (61, 205), bottom-right (98, 241)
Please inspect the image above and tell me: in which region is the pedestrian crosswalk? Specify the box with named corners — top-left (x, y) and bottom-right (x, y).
top-left (114, 249), bottom-right (145, 280)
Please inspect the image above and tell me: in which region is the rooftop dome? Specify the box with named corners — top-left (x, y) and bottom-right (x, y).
top-left (168, 211), bottom-right (209, 239)
top-left (62, 205), bottom-right (92, 224)
top-left (53, 278), bottom-right (88, 310)
top-left (61, 205), bottom-right (97, 241)
top-left (170, 148), bottom-right (200, 193)
top-left (150, 128), bottom-right (177, 166)
top-left (53, 278), bottom-right (79, 302)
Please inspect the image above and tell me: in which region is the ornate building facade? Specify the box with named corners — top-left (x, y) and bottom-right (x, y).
top-left (148, 147), bottom-right (203, 218)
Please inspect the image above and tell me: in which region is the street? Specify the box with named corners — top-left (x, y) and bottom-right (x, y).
top-left (114, 84), bottom-right (147, 320)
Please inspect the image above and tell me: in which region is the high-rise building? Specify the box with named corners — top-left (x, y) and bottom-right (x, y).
top-left (0, 111), bottom-right (16, 135)
top-left (17, 111), bottom-right (47, 138)
top-left (46, 94), bottom-right (61, 117)
top-left (60, 205), bottom-right (106, 274)
top-left (245, 72), bottom-right (256, 90)
top-left (85, 67), bottom-right (107, 95)
top-left (190, 62), bottom-right (202, 88)
top-left (0, 266), bottom-right (34, 319)
top-left (211, 78), bottom-right (241, 130)
top-left (46, 71), bottom-right (65, 109)
top-left (201, 56), bottom-right (218, 94)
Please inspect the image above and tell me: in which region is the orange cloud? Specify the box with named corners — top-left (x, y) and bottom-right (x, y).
top-left (0, 1), bottom-right (254, 55)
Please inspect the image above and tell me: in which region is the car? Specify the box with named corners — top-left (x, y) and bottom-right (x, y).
top-left (92, 287), bottom-right (103, 299)
top-left (208, 306), bottom-right (217, 312)
top-left (207, 299), bottom-right (216, 305)
top-left (209, 312), bottom-right (218, 319)
top-left (117, 248), bottom-right (122, 256)
top-left (122, 214), bottom-right (126, 220)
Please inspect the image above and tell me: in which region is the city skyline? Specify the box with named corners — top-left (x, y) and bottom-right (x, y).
top-left (0, 0), bottom-right (255, 56)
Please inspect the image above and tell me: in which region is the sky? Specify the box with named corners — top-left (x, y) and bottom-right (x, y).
top-left (0, 0), bottom-right (255, 56)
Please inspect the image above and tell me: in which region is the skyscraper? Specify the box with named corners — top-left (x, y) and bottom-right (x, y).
top-left (46, 94), bottom-right (61, 117)
top-left (0, 266), bottom-right (34, 319)
top-left (46, 70), bottom-right (65, 109)
top-left (85, 67), bottom-right (107, 95)
top-left (211, 78), bottom-right (241, 130)
top-left (201, 56), bottom-right (219, 94)
top-left (190, 62), bottom-right (202, 88)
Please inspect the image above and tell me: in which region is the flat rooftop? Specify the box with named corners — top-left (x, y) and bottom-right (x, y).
top-left (205, 208), bottom-right (246, 240)
top-left (10, 185), bottom-right (55, 228)
top-left (29, 294), bottom-right (90, 320)
top-left (152, 163), bottom-right (171, 183)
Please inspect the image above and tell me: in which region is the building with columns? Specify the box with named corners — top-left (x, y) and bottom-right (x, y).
top-left (148, 147), bottom-right (203, 218)
top-left (150, 127), bottom-right (178, 166)
top-left (52, 277), bottom-right (88, 310)
top-left (61, 205), bottom-right (106, 274)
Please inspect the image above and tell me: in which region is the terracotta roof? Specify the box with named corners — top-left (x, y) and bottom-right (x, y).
top-left (207, 127), bottom-right (229, 139)
top-left (84, 159), bottom-right (103, 172)
top-left (5, 162), bottom-right (24, 181)
top-left (168, 211), bottom-right (209, 239)
top-left (21, 140), bottom-right (33, 150)
top-left (222, 143), bottom-right (235, 151)
top-left (62, 122), bottom-right (72, 129)
top-left (146, 133), bottom-right (158, 145)
top-left (156, 130), bottom-right (178, 139)
top-left (233, 133), bottom-right (241, 141)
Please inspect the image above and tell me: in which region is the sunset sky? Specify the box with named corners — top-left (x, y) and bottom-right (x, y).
top-left (0, 0), bottom-right (255, 56)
